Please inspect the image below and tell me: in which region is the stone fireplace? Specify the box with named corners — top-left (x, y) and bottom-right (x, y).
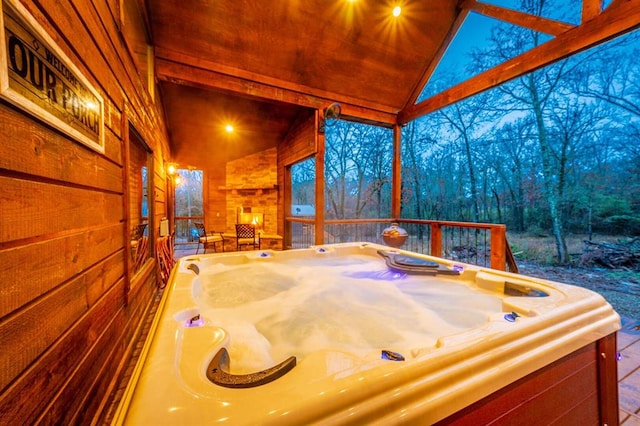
top-left (223, 148), bottom-right (278, 237)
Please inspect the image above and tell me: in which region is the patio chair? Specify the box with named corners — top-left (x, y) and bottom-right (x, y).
top-left (235, 223), bottom-right (259, 251)
top-left (130, 223), bottom-right (148, 258)
top-left (194, 222), bottom-right (224, 254)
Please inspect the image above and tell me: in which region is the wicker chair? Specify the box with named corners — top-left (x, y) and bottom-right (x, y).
top-left (194, 222), bottom-right (224, 254)
top-left (235, 223), bottom-right (259, 251)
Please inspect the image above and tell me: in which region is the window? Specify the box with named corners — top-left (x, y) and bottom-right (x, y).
top-left (129, 125), bottom-right (153, 276)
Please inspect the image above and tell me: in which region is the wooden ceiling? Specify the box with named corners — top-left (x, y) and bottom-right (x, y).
top-left (162, 84), bottom-right (303, 164)
top-left (146, 0), bottom-right (640, 163)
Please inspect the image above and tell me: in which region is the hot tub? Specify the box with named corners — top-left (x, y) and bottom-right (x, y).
top-left (113, 242), bottom-right (620, 425)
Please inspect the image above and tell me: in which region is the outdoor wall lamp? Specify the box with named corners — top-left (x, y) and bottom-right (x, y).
top-left (166, 162), bottom-right (178, 175)
top-left (319, 102), bottom-right (342, 134)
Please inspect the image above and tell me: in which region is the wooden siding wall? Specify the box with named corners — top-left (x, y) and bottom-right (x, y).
top-left (205, 170), bottom-right (227, 233)
top-left (277, 110), bottom-right (317, 236)
top-left (0, 0), bottom-right (170, 423)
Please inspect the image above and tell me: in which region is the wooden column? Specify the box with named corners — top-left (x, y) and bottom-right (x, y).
top-left (315, 110), bottom-right (325, 245)
top-left (391, 124), bottom-right (402, 219)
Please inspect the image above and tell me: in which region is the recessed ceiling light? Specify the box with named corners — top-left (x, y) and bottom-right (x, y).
top-left (392, 6), bottom-right (401, 17)
top-left (225, 124), bottom-right (234, 133)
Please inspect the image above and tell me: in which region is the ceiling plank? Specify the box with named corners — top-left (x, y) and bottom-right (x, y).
top-left (398, 0), bottom-right (640, 124)
top-left (156, 57), bottom-right (397, 126)
top-left (582, 0), bottom-right (603, 22)
top-left (461, 0), bottom-right (575, 36)
top-left (155, 47), bottom-right (398, 114)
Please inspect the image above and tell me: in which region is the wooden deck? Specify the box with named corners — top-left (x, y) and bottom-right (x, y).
top-left (619, 317), bottom-right (640, 424)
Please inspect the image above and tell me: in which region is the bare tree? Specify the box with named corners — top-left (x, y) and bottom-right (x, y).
top-left (435, 93), bottom-right (495, 222)
top-left (470, 0), bottom-right (577, 262)
top-left (325, 121), bottom-right (393, 219)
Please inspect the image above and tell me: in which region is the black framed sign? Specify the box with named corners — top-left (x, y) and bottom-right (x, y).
top-left (0, 0), bottom-right (104, 153)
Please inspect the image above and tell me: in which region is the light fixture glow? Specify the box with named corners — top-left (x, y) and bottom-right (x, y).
top-left (174, 175), bottom-right (182, 185)
top-left (166, 163), bottom-right (178, 175)
top-left (392, 6), bottom-right (401, 17)
top-left (225, 124), bottom-right (234, 133)
top-left (85, 100), bottom-right (98, 111)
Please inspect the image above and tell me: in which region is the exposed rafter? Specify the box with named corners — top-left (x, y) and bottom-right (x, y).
top-left (398, 0), bottom-right (640, 124)
top-left (405, 7), bottom-right (471, 109)
top-left (582, 0), bottom-right (604, 22)
top-left (155, 57), bottom-right (397, 126)
top-left (461, 0), bottom-right (575, 36)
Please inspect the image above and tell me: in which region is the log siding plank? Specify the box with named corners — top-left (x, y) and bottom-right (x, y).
top-left (0, 252), bottom-right (124, 391)
top-left (0, 177), bottom-right (123, 243)
top-left (0, 223), bottom-right (123, 319)
top-left (0, 104), bottom-right (123, 192)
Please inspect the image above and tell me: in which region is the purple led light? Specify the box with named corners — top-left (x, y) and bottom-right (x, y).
top-left (343, 270), bottom-right (407, 281)
top-left (504, 312), bottom-right (520, 322)
top-left (185, 314), bottom-right (205, 328)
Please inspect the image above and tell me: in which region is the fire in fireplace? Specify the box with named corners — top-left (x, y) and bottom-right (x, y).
top-left (237, 207), bottom-right (264, 231)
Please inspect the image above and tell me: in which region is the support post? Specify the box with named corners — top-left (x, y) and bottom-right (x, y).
top-left (315, 110), bottom-right (325, 245)
top-left (431, 223), bottom-right (442, 257)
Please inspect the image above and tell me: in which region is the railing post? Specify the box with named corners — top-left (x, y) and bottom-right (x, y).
top-left (430, 223), bottom-right (442, 257)
top-left (490, 225), bottom-right (506, 271)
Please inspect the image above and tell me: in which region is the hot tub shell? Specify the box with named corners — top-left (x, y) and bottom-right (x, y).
top-left (113, 243), bottom-right (620, 425)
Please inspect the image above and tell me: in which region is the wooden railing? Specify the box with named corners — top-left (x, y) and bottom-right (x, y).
top-left (284, 217), bottom-right (517, 272)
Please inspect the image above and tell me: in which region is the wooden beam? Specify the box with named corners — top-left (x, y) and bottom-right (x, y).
top-left (462, 0), bottom-right (575, 36)
top-left (155, 54), bottom-right (397, 126)
top-left (405, 7), bottom-right (470, 108)
top-left (398, 0), bottom-right (640, 124)
top-left (582, 0), bottom-right (603, 22)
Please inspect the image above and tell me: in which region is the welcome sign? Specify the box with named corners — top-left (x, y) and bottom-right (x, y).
top-left (0, 0), bottom-right (104, 153)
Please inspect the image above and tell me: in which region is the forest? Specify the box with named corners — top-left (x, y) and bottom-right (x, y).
top-left (293, 4), bottom-right (639, 265)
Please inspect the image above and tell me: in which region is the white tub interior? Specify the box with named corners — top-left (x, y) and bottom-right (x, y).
top-left (115, 243), bottom-right (620, 425)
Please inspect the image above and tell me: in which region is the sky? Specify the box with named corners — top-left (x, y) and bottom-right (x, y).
top-left (418, 1), bottom-right (611, 101)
